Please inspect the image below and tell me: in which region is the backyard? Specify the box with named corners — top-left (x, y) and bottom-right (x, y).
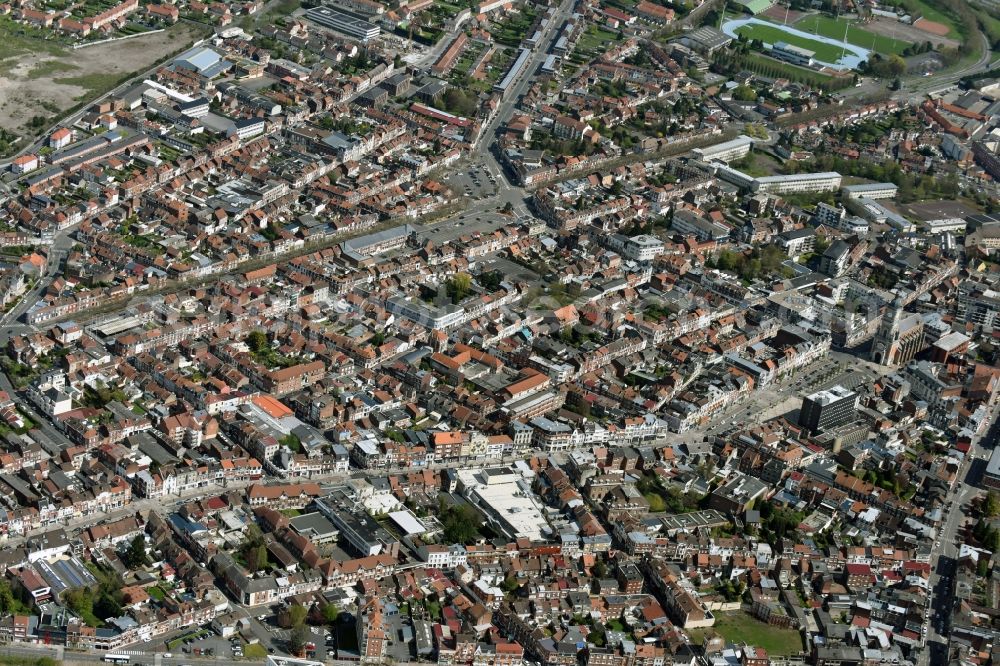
top-left (687, 613), bottom-right (804, 656)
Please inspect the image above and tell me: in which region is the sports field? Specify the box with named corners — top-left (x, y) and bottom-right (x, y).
top-left (907, 0), bottom-right (961, 39)
top-left (793, 15), bottom-right (911, 55)
top-left (733, 22), bottom-right (852, 62)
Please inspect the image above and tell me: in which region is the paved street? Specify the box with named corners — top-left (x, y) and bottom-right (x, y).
top-left (918, 401), bottom-right (1000, 666)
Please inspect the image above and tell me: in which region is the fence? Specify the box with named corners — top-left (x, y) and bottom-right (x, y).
top-left (72, 28), bottom-right (166, 49)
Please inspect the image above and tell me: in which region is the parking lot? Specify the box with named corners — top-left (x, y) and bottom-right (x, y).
top-left (442, 162), bottom-right (499, 201)
top-left (420, 207), bottom-right (518, 244)
top-left (704, 351), bottom-right (884, 435)
top-left (385, 613), bottom-right (416, 662)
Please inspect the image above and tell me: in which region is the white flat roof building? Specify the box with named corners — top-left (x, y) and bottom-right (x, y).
top-left (456, 468), bottom-right (548, 541)
top-left (691, 134), bottom-right (754, 163)
top-left (754, 172), bottom-right (842, 194)
top-left (388, 509), bottom-right (428, 536)
top-left (714, 165), bottom-right (842, 194)
top-left (842, 182), bottom-right (898, 200)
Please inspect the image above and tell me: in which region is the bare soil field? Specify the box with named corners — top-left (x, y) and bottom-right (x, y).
top-left (760, 4), bottom-right (806, 24)
top-left (0, 22), bottom-right (207, 138)
top-left (861, 16), bottom-right (959, 48)
top-left (913, 17), bottom-right (950, 37)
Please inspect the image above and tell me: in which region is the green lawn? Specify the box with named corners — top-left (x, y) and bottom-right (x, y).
top-left (687, 613), bottom-right (803, 656)
top-left (729, 152), bottom-right (776, 177)
top-left (793, 14), bottom-right (910, 54)
top-left (735, 22), bottom-right (853, 62)
top-left (243, 644), bottom-right (267, 659)
top-left (147, 585), bottom-right (166, 601)
top-left (577, 25), bottom-right (620, 52)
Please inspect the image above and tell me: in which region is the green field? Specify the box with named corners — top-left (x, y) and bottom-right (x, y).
top-left (794, 15), bottom-right (911, 54)
top-left (688, 613), bottom-right (804, 655)
top-left (734, 22), bottom-right (852, 62)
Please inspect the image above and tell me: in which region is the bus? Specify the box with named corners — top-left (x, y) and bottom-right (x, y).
top-left (102, 655), bottom-right (130, 664)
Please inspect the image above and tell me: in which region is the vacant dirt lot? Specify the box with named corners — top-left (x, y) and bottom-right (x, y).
top-left (0, 22), bottom-right (207, 138)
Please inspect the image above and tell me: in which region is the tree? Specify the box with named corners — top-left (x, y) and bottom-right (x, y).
top-left (887, 54), bottom-right (906, 76)
top-left (478, 270), bottom-right (503, 291)
top-left (731, 84), bottom-right (757, 102)
top-left (247, 330), bottom-right (268, 352)
top-left (0, 580), bottom-right (16, 615)
top-left (407, 13), bottom-right (423, 42)
top-left (122, 534), bottom-right (149, 569)
top-left (288, 603), bottom-right (308, 628)
top-left (442, 88), bottom-right (477, 117)
top-left (242, 524), bottom-right (267, 571)
top-left (439, 500), bottom-right (483, 544)
top-left (280, 433), bottom-right (302, 452)
top-left (244, 523), bottom-right (264, 549)
top-left (446, 272), bottom-right (473, 304)
top-left (64, 588), bottom-right (94, 619)
top-left (985, 492), bottom-right (1000, 518)
top-left (250, 544), bottom-right (269, 573)
top-left (288, 623), bottom-right (311, 656)
top-left (323, 603), bottom-right (340, 625)
top-left (591, 559), bottom-right (608, 579)
top-left (94, 592), bottom-right (122, 620)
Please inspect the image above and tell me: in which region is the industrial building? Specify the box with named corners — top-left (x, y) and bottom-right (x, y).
top-left (681, 26), bottom-right (733, 53)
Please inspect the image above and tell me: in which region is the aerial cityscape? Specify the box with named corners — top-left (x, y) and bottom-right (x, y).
top-left (0, 0), bottom-right (996, 664)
